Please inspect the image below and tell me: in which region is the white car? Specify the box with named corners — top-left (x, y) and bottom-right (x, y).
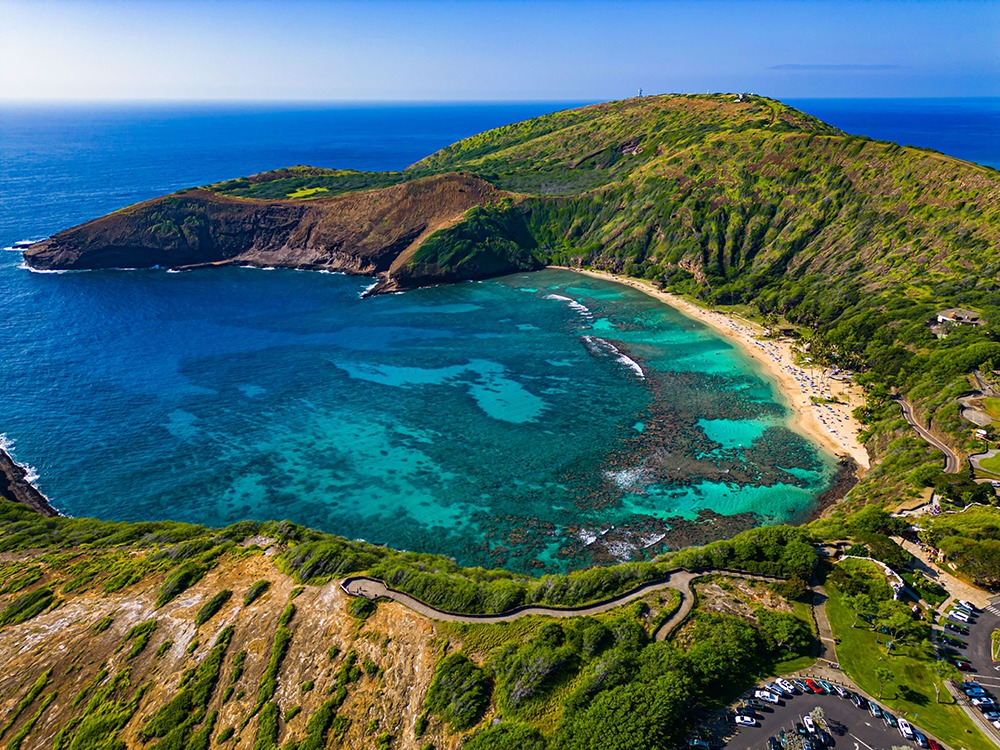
top-left (755, 689), bottom-right (781, 704)
top-left (958, 599), bottom-right (979, 612)
top-left (776, 678), bottom-right (798, 695)
top-left (735, 715), bottom-right (757, 727)
top-left (832, 684), bottom-right (848, 698)
top-left (802, 715), bottom-right (816, 734)
top-left (898, 718), bottom-right (915, 740)
top-left (950, 610), bottom-right (971, 623)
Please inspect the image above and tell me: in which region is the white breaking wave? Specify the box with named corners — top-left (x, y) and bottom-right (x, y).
top-left (544, 293), bottom-right (593, 318)
top-left (580, 335), bottom-right (645, 378)
top-left (18, 262), bottom-right (67, 274)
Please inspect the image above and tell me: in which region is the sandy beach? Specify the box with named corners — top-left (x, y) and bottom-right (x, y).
top-left (567, 268), bottom-right (871, 472)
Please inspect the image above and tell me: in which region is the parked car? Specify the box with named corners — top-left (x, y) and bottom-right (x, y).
top-left (777, 678), bottom-right (799, 695)
top-left (964, 687), bottom-right (987, 697)
top-left (735, 714), bottom-right (757, 727)
top-left (955, 660), bottom-right (975, 672)
top-left (981, 710), bottom-right (1000, 722)
top-left (869, 702), bottom-right (883, 719)
top-left (850, 692), bottom-right (867, 710)
top-left (927, 738), bottom-right (943, 750)
top-left (950, 610), bottom-right (971, 623)
top-left (832, 684), bottom-right (848, 699)
top-left (793, 679), bottom-right (812, 693)
top-left (962, 681), bottom-right (982, 690)
top-left (767, 738), bottom-right (781, 750)
top-left (958, 599), bottom-right (979, 612)
top-left (898, 718), bottom-right (915, 740)
top-left (942, 636), bottom-right (967, 649)
top-left (883, 712), bottom-right (898, 728)
top-left (756, 689), bottom-right (781, 704)
top-left (946, 622), bottom-right (970, 635)
top-left (802, 715), bottom-right (816, 734)
top-left (816, 679), bottom-right (834, 694)
top-left (804, 679), bottom-right (824, 694)
top-left (913, 730), bottom-right (929, 748)
top-left (795, 722), bottom-right (808, 736)
top-left (767, 682), bottom-right (792, 697)
top-left (972, 698), bottom-right (998, 710)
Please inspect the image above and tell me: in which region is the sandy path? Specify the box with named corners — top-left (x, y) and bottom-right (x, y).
top-left (563, 268), bottom-right (870, 471)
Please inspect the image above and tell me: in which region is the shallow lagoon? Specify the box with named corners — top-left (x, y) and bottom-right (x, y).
top-left (0, 259), bottom-right (834, 571)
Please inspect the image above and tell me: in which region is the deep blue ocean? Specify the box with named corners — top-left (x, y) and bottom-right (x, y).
top-left (1, 99), bottom-right (996, 571)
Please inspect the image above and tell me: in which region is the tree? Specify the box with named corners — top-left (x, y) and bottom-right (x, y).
top-left (755, 609), bottom-right (812, 656)
top-left (932, 661), bottom-right (962, 703)
top-left (555, 673), bottom-right (692, 750)
top-left (846, 593), bottom-right (876, 628)
top-left (875, 666), bottom-right (893, 698)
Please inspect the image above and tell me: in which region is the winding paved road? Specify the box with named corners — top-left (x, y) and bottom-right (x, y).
top-left (342, 569), bottom-right (784, 640)
top-left (895, 397), bottom-right (962, 473)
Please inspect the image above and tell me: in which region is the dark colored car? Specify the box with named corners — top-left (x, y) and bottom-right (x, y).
top-left (955, 660), bottom-right (975, 672)
top-left (796, 722), bottom-right (808, 736)
top-left (851, 693), bottom-right (867, 710)
top-left (768, 738), bottom-right (781, 750)
top-left (946, 622), bottom-right (970, 636)
top-left (927, 738), bottom-right (944, 750)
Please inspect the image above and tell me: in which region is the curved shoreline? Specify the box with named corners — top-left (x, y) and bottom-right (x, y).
top-left (559, 267), bottom-right (870, 473)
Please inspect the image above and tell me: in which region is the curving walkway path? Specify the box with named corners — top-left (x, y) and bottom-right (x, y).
top-left (894, 397), bottom-right (962, 473)
top-left (342, 569), bottom-right (785, 640)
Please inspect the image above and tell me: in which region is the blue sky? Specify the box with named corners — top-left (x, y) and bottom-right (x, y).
top-left (2, 0), bottom-right (997, 101)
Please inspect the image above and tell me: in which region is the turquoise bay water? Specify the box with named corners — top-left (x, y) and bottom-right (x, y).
top-left (0, 257), bottom-right (834, 571)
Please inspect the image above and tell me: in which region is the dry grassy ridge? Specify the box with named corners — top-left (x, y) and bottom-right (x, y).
top-left (0, 549), bottom-right (458, 750)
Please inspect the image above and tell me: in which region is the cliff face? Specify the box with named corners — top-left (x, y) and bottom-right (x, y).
top-left (23, 173), bottom-right (532, 289)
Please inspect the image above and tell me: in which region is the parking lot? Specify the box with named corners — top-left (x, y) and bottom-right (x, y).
top-left (962, 599), bottom-right (1000, 682)
top-left (723, 683), bottom-right (940, 750)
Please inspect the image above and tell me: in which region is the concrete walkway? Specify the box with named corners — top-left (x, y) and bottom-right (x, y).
top-left (894, 536), bottom-right (992, 609)
top-left (342, 569), bottom-right (784, 639)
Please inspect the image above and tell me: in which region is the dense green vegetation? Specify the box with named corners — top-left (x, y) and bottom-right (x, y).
top-left (423, 652), bottom-right (491, 730)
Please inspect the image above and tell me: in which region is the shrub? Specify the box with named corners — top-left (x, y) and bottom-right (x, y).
top-left (347, 597), bottom-right (377, 620)
top-left (124, 619), bottom-right (157, 660)
top-left (93, 615), bottom-right (114, 633)
top-left (0, 586), bottom-right (54, 627)
top-left (196, 590), bottom-right (233, 627)
top-left (155, 562), bottom-right (207, 608)
top-left (244, 580), bottom-right (271, 606)
top-left (424, 652), bottom-right (491, 730)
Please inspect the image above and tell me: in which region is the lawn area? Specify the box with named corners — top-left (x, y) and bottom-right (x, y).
top-left (977, 452), bottom-right (1000, 474)
top-left (982, 397), bottom-right (1000, 420)
top-left (286, 186), bottom-right (330, 199)
top-left (826, 574), bottom-right (993, 750)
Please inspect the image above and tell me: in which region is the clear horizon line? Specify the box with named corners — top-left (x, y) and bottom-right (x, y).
top-left (2, 94), bottom-right (999, 107)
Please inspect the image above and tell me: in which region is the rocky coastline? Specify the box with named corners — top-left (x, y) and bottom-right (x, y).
top-left (0, 447), bottom-right (59, 517)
